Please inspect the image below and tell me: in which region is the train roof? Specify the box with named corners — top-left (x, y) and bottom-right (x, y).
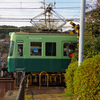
top-left (15, 32), bottom-right (77, 35)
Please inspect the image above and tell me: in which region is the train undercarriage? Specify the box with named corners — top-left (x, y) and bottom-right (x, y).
top-left (12, 71), bottom-right (65, 89)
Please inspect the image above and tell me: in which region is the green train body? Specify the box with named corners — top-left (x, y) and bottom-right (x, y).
top-left (7, 32), bottom-right (77, 73)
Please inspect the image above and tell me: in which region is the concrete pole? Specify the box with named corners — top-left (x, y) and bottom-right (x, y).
top-left (77, 1), bottom-right (86, 99)
top-left (78, 0), bottom-right (86, 66)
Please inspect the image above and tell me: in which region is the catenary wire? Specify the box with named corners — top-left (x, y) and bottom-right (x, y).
top-left (0, 7), bottom-right (80, 9)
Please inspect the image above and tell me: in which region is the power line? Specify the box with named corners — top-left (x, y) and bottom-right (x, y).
top-left (0, 19), bottom-right (80, 22)
top-left (0, 15), bottom-right (80, 17)
top-left (0, 2), bottom-right (80, 3)
top-left (0, 7), bottom-right (80, 9)
top-left (0, 18), bottom-right (31, 20)
top-left (0, 2), bottom-right (81, 26)
top-left (0, 16), bottom-right (80, 20)
top-left (0, 27), bottom-right (33, 29)
top-left (0, 20), bottom-right (79, 22)
top-left (0, 21), bottom-right (30, 22)
top-left (0, 9), bottom-right (80, 12)
top-left (0, 18), bottom-right (80, 22)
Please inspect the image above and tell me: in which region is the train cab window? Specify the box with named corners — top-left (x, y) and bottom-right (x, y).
top-left (9, 41), bottom-right (14, 56)
top-left (17, 43), bottom-right (23, 56)
top-left (46, 42), bottom-right (56, 56)
top-left (63, 43), bottom-right (69, 56)
top-left (30, 42), bottom-right (42, 56)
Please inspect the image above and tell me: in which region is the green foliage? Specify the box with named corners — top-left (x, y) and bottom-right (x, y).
top-left (65, 3), bottom-right (100, 99)
top-left (0, 25), bottom-right (19, 34)
top-left (84, 36), bottom-right (100, 58)
top-left (20, 26), bottom-right (36, 32)
top-left (25, 95), bottom-right (32, 100)
top-left (0, 33), bottom-right (6, 39)
top-left (74, 54), bottom-right (100, 100)
top-left (71, 36), bottom-right (100, 62)
top-left (71, 52), bottom-right (78, 63)
top-left (85, 21), bottom-right (100, 37)
top-left (0, 45), bottom-right (8, 54)
top-left (0, 25), bottom-right (36, 37)
top-left (65, 61), bottom-right (78, 99)
top-left (85, 6), bottom-right (100, 36)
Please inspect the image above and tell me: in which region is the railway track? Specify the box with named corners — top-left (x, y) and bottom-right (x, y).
top-left (25, 85), bottom-right (65, 100)
top-left (1, 73), bottom-right (65, 100)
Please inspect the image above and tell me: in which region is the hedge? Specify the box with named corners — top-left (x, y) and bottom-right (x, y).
top-left (65, 61), bottom-right (78, 98)
top-left (74, 55), bottom-right (100, 100)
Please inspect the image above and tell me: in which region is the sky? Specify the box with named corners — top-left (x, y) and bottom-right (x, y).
top-left (0, 0), bottom-right (96, 31)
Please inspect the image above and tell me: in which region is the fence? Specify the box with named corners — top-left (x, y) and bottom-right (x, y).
top-left (16, 76), bottom-right (25, 100)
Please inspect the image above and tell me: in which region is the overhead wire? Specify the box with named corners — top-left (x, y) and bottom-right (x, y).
top-left (0, 2), bottom-right (80, 3)
top-left (0, 14), bottom-right (80, 17)
top-left (0, 18), bottom-right (80, 20)
top-left (0, 1), bottom-right (81, 25)
top-left (0, 7), bottom-right (80, 9)
top-left (3, 9), bottom-right (80, 12)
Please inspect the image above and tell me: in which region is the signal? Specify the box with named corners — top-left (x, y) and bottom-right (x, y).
top-left (75, 24), bottom-right (80, 44)
top-left (70, 21), bottom-right (80, 45)
top-left (67, 43), bottom-right (75, 58)
top-left (70, 21), bottom-right (80, 34)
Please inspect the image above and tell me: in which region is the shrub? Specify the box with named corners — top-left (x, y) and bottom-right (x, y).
top-left (84, 36), bottom-right (100, 58)
top-left (71, 52), bottom-right (78, 63)
top-left (74, 54), bottom-right (100, 100)
top-left (71, 36), bottom-right (100, 62)
top-left (65, 61), bottom-right (78, 99)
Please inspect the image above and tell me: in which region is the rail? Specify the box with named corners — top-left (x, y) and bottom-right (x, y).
top-left (16, 76), bottom-right (25, 100)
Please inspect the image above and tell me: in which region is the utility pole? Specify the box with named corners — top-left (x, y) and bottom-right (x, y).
top-left (48, 8), bottom-right (51, 29)
top-left (78, 1), bottom-right (86, 100)
top-left (44, 0), bottom-right (47, 27)
top-left (78, 0), bottom-right (86, 67)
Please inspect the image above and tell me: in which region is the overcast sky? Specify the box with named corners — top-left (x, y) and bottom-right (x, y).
top-left (0, 0), bottom-right (96, 30)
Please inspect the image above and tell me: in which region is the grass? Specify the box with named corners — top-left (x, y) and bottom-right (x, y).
top-left (25, 93), bottom-right (67, 100)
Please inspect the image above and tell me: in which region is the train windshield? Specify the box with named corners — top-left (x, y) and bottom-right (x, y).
top-left (9, 41), bottom-right (14, 56)
top-left (17, 43), bottom-right (23, 56)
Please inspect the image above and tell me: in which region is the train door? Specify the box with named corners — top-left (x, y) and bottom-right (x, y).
top-left (15, 41), bottom-right (25, 71)
top-left (61, 42), bottom-right (71, 70)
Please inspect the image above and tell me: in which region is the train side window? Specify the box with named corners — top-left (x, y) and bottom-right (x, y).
top-left (63, 43), bottom-right (69, 56)
top-left (45, 42), bottom-right (56, 56)
top-left (9, 41), bottom-right (14, 56)
top-left (30, 42), bottom-right (42, 56)
top-left (17, 43), bottom-right (23, 56)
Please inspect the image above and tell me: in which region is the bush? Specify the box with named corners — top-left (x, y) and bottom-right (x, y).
top-left (71, 52), bottom-right (78, 63)
top-left (74, 54), bottom-right (100, 100)
top-left (65, 61), bottom-right (78, 99)
top-left (71, 36), bottom-right (100, 63)
top-left (84, 36), bottom-right (100, 58)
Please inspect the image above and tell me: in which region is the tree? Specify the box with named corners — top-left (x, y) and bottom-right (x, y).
top-left (0, 33), bottom-right (6, 39)
top-left (71, 0), bottom-right (100, 62)
top-left (85, 0), bottom-right (100, 37)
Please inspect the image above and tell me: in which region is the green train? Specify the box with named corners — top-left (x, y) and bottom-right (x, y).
top-left (7, 32), bottom-right (77, 73)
